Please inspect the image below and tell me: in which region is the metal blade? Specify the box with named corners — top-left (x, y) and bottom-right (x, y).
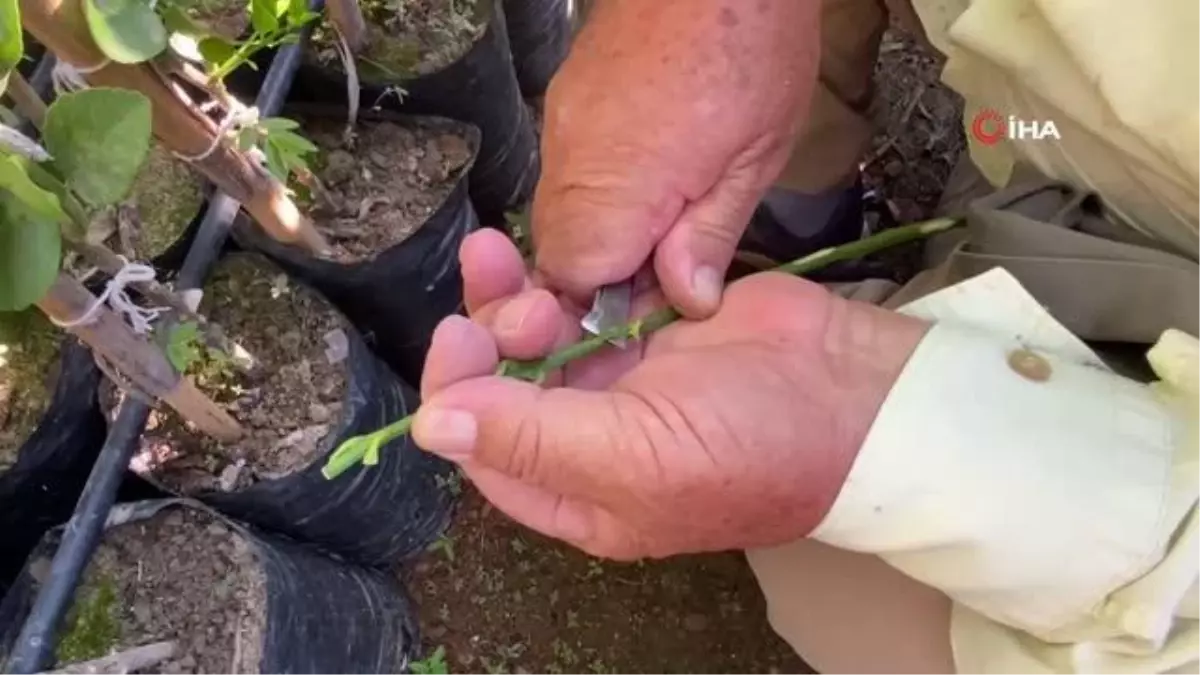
top-left (581, 279), bottom-right (634, 348)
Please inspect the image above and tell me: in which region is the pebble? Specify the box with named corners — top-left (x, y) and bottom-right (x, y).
top-left (132, 601), bottom-right (152, 626)
top-left (309, 403), bottom-right (331, 423)
top-left (218, 463), bottom-right (243, 492)
top-left (178, 655), bottom-right (197, 671)
top-left (884, 159), bottom-right (904, 177)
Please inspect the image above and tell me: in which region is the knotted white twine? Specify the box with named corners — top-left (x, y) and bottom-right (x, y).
top-left (51, 58), bottom-right (110, 96)
top-left (53, 258), bottom-right (169, 335)
top-left (174, 102), bottom-right (259, 163)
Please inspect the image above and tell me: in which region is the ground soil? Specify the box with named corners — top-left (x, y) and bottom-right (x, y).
top-left (406, 487), bottom-right (809, 675)
top-left (862, 29), bottom-right (966, 223)
top-left (53, 506), bottom-right (266, 673)
top-left (306, 117), bottom-right (473, 263)
top-left (402, 25), bottom-right (963, 675)
top-left (313, 0), bottom-right (488, 80)
top-left (0, 310), bottom-right (63, 471)
top-left (112, 254), bottom-right (348, 493)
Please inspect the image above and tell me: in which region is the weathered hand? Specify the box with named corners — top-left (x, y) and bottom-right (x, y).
top-left (532, 0), bottom-right (821, 317)
top-left (414, 230), bottom-right (927, 559)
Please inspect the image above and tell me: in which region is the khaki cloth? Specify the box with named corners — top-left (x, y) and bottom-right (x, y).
top-left (751, 0), bottom-right (1199, 672)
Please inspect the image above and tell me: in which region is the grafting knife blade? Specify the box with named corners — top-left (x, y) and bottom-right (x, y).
top-left (581, 279), bottom-right (634, 348)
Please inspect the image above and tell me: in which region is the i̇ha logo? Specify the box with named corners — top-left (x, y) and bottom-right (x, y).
top-left (971, 108), bottom-right (1061, 145)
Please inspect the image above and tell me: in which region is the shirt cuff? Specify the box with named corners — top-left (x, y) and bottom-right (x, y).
top-left (809, 269), bottom-right (1190, 640)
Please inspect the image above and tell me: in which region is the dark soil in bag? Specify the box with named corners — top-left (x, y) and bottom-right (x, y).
top-left (232, 111), bottom-right (479, 386)
top-left (0, 500), bottom-right (419, 673)
top-left (293, 0), bottom-right (539, 224)
top-left (101, 253), bottom-right (455, 565)
top-left (503, 0), bottom-right (571, 98)
top-left (0, 316), bottom-right (107, 596)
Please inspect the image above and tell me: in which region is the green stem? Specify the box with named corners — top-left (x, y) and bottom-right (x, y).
top-left (321, 216), bottom-right (963, 479)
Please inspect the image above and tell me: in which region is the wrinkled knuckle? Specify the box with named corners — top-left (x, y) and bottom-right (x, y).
top-left (504, 405), bottom-right (546, 481)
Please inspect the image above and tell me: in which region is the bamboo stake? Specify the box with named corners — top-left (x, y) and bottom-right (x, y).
top-left (19, 0), bottom-right (331, 255)
top-left (46, 641), bottom-right (176, 674)
top-left (37, 273), bottom-right (244, 442)
top-left (4, 71), bottom-right (48, 129)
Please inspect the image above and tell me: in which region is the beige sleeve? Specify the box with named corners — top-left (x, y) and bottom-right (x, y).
top-left (810, 270), bottom-right (1199, 673)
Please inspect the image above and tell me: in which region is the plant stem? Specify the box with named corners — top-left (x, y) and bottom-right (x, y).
top-left (5, 71), bottom-right (48, 130)
top-left (321, 216), bottom-right (963, 479)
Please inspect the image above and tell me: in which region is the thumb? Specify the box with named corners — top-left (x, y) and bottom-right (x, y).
top-left (412, 376), bottom-right (646, 499)
top-left (653, 140), bottom-right (789, 318)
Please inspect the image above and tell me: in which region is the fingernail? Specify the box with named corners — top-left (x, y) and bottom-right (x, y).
top-left (414, 408), bottom-right (478, 460)
top-left (691, 265), bottom-right (723, 308)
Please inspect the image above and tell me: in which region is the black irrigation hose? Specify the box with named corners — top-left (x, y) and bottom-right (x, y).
top-left (3, 21), bottom-right (316, 673)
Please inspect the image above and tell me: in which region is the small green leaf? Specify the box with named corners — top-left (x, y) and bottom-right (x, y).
top-left (268, 130), bottom-right (318, 154)
top-left (0, 155), bottom-right (69, 225)
top-left (84, 0), bottom-right (168, 64)
top-left (196, 37), bottom-right (238, 67)
top-left (249, 0), bottom-right (279, 33)
top-left (165, 321), bottom-right (203, 372)
top-left (257, 117), bottom-right (299, 132)
top-left (43, 88), bottom-right (153, 206)
top-left (0, 0), bottom-right (21, 96)
top-left (0, 193), bottom-right (61, 311)
top-left (262, 141), bottom-right (288, 182)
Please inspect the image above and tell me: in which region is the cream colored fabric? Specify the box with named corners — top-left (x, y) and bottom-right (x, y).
top-left (909, 0), bottom-right (1199, 258)
top-left (809, 268), bottom-right (1200, 673)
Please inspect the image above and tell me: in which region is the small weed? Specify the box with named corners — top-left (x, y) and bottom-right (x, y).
top-left (56, 577), bottom-right (120, 663)
top-left (583, 560), bottom-right (604, 580)
top-left (566, 609), bottom-right (580, 629)
top-left (437, 603), bottom-right (451, 623)
top-left (509, 537), bottom-right (527, 554)
top-left (427, 534), bottom-right (455, 563)
top-left (434, 470), bottom-right (463, 496)
top-left (589, 658), bottom-right (615, 674)
top-left (552, 638), bottom-right (578, 668)
top-left (410, 645), bottom-right (449, 674)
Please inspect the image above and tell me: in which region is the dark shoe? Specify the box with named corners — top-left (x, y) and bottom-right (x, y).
top-left (735, 175), bottom-right (896, 282)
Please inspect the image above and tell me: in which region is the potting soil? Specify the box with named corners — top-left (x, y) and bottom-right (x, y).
top-left (54, 506), bottom-right (266, 673)
top-left (116, 254), bottom-right (347, 493)
top-left (314, 0), bottom-right (488, 79)
top-left (307, 117), bottom-right (474, 264)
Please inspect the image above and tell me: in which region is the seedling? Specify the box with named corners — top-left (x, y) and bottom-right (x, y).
top-left (410, 645), bottom-right (449, 675)
top-left (320, 217), bottom-right (965, 479)
top-left (427, 533), bottom-right (455, 563)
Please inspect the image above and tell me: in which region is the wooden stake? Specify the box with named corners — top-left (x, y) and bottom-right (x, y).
top-left (326, 0), bottom-right (368, 53)
top-left (4, 71), bottom-right (48, 129)
top-left (46, 640), bottom-right (176, 674)
top-left (19, 0), bottom-right (331, 255)
top-left (36, 274), bottom-right (244, 442)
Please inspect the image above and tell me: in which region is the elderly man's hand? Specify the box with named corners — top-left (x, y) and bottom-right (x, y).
top-left (532, 0), bottom-right (821, 318)
top-left (414, 230), bottom-right (927, 559)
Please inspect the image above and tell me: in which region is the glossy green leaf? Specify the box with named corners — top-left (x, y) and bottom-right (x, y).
top-left (258, 117), bottom-right (299, 132)
top-left (84, 0), bottom-right (168, 64)
top-left (0, 193), bottom-right (61, 311)
top-left (0, 156), bottom-right (69, 225)
top-left (250, 0), bottom-right (279, 33)
top-left (197, 36), bottom-right (238, 67)
top-left (263, 140), bottom-right (287, 181)
top-left (0, 0), bottom-right (20, 95)
top-left (42, 88), bottom-right (153, 206)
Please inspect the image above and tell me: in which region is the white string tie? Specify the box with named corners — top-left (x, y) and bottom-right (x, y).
top-left (174, 102), bottom-right (259, 162)
top-left (51, 59), bottom-right (109, 96)
top-left (53, 258), bottom-right (169, 335)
